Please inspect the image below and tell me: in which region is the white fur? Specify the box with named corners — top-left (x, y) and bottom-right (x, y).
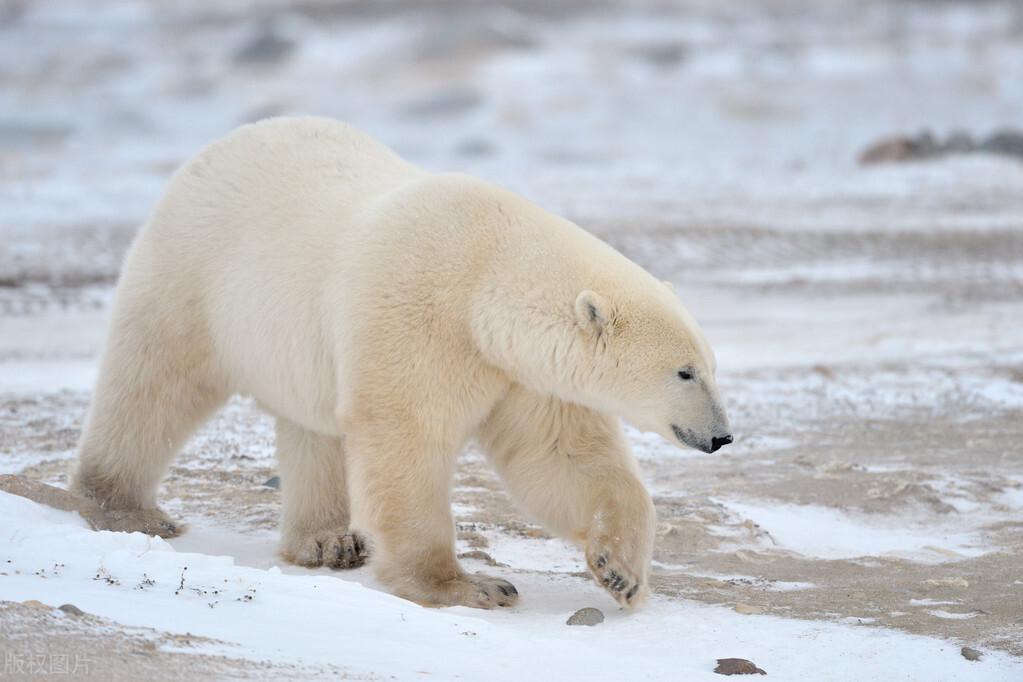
top-left (72, 117), bottom-right (729, 609)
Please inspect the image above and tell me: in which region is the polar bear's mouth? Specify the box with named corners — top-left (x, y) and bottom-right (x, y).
top-left (671, 424), bottom-right (703, 451)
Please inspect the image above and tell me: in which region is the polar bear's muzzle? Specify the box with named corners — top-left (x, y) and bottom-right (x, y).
top-left (671, 424), bottom-right (733, 454)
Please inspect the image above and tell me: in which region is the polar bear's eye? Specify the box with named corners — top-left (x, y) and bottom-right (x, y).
top-left (677, 369), bottom-right (694, 381)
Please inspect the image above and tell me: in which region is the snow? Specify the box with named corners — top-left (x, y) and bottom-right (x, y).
top-left (717, 500), bottom-right (986, 562)
top-left (2, 0), bottom-right (1022, 676)
top-left (929, 610), bottom-right (980, 621)
top-left (3, 491), bottom-right (1020, 681)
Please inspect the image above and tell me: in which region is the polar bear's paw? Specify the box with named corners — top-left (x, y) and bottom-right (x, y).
top-left (586, 542), bottom-right (648, 608)
top-left (282, 528), bottom-right (369, 569)
top-left (420, 573), bottom-right (519, 609)
top-left (101, 507), bottom-right (183, 538)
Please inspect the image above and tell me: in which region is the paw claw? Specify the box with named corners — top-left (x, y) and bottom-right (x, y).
top-left (587, 542), bottom-right (647, 608)
top-left (100, 508), bottom-right (182, 538)
top-left (284, 529), bottom-right (368, 569)
top-left (422, 574), bottom-right (519, 609)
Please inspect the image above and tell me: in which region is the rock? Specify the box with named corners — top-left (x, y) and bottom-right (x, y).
top-left (859, 136), bottom-right (915, 164)
top-left (21, 600), bottom-right (49, 610)
top-left (980, 129), bottom-right (1023, 159)
top-left (715, 658), bottom-right (767, 675)
top-left (943, 130), bottom-right (975, 153)
top-left (263, 475), bottom-right (280, 489)
top-left (566, 607), bottom-right (604, 626)
top-left (860, 128), bottom-right (1023, 165)
top-left (961, 646), bottom-right (982, 662)
top-left (733, 603), bottom-right (763, 615)
top-left (234, 26), bottom-right (295, 65)
top-left (58, 603), bottom-right (84, 616)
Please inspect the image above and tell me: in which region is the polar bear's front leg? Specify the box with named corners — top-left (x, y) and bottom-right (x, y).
top-left (276, 418), bottom-right (367, 569)
top-left (478, 385), bottom-right (656, 607)
top-left (344, 419), bottom-right (518, 609)
top-left (582, 478), bottom-right (656, 607)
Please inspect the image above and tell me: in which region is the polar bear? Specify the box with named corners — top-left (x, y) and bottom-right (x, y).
top-left (72, 117), bottom-right (732, 609)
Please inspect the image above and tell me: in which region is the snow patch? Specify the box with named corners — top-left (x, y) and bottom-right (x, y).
top-left (5, 491), bottom-right (1021, 680)
top-left (717, 500), bottom-right (986, 562)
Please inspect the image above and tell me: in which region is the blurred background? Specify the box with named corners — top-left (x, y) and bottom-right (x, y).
top-left (2, 0), bottom-right (1023, 659)
top-left (2, 0), bottom-right (1022, 294)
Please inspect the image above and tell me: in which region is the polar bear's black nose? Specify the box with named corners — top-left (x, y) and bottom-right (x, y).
top-left (710, 435), bottom-right (733, 452)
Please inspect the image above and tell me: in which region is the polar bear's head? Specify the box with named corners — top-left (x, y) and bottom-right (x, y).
top-left (569, 286), bottom-right (732, 453)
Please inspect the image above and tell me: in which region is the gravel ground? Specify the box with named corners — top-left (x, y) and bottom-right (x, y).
top-left (1, 0), bottom-right (1022, 674)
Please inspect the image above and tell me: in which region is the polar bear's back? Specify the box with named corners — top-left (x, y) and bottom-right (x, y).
top-left (155, 117), bottom-right (422, 242)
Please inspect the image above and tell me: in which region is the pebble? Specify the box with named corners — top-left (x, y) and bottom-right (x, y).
top-left (566, 607), bottom-right (604, 626)
top-left (859, 128), bottom-right (1023, 165)
top-left (58, 603), bottom-right (84, 616)
top-left (961, 646), bottom-right (983, 662)
top-left (263, 476), bottom-right (280, 489)
top-left (714, 658), bottom-right (767, 675)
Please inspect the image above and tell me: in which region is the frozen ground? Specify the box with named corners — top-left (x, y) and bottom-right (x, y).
top-left (2, 0), bottom-right (1022, 679)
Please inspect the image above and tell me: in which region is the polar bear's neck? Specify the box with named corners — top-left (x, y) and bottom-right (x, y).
top-left (467, 206), bottom-right (656, 410)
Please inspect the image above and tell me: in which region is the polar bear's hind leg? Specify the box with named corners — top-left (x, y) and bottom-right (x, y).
top-left (72, 267), bottom-right (227, 537)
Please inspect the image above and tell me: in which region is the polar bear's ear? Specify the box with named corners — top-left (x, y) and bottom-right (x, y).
top-left (575, 290), bottom-right (613, 336)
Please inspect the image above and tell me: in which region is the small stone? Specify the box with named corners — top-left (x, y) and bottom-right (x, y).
top-left (734, 603), bottom-right (763, 615)
top-left (961, 646), bottom-right (982, 662)
top-left (263, 476), bottom-right (280, 489)
top-left (566, 607), bottom-right (604, 626)
top-left (58, 603), bottom-right (84, 616)
top-left (715, 658), bottom-right (767, 675)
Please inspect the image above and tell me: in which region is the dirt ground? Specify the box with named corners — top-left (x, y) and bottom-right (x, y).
top-left (0, 602), bottom-right (362, 680)
top-left (5, 216), bottom-right (1022, 657)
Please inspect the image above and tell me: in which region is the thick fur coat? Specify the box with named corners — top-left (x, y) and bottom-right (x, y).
top-left (72, 117), bottom-right (731, 608)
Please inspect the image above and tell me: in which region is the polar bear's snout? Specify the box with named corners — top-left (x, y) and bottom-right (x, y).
top-left (710, 434), bottom-right (733, 452)
top-left (671, 424), bottom-right (733, 453)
